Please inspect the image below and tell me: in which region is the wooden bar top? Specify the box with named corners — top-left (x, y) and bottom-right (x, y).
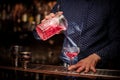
top-left (0, 64), bottom-right (120, 79)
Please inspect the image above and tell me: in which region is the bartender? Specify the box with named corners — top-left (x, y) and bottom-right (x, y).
top-left (34, 0), bottom-right (120, 79)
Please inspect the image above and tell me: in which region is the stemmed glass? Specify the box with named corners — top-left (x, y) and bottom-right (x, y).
top-left (63, 46), bottom-right (80, 80)
top-left (64, 46), bottom-right (80, 66)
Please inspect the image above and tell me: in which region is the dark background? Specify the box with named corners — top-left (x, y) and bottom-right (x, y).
top-left (0, 0), bottom-right (64, 66)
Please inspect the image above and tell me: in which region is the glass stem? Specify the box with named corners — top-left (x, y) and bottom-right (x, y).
top-left (70, 58), bottom-right (73, 66)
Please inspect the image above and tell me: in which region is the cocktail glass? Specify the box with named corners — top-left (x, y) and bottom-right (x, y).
top-left (64, 46), bottom-right (80, 66)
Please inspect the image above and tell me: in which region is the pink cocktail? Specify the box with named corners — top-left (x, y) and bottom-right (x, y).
top-left (64, 47), bottom-right (80, 65)
top-left (66, 52), bottom-right (78, 59)
top-left (36, 24), bottom-right (66, 40)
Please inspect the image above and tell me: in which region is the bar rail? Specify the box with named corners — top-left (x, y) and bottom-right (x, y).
top-left (0, 64), bottom-right (120, 79)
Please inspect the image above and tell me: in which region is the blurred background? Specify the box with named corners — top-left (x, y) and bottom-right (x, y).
top-left (0, 0), bottom-right (66, 79)
top-left (0, 0), bottom-right (64, 66)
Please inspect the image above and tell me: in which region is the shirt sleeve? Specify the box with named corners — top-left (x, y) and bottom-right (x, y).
top-left (96, 1), bottom-right (120, 61)
top-left (51, 0), bottom-right (62, 13)
top-left (32, 29), bottom-right (41, 40)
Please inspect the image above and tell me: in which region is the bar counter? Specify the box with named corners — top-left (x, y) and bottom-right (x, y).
top-left (0, 64), bottom-right (120, 80)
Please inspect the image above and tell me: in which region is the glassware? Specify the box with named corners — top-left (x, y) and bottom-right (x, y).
top-left (63, 46), bottom-right (80, 80)
top-left (36, 12), bottom-right (68, 40)
top-left (19, 52), bottom-right (31, 69)
top-left (10, 45), bottom-right (22, 67)
top-left (64, 46), bottom-right (80, 66)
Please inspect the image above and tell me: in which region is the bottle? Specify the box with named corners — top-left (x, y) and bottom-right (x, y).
top-left (21, 10), bottom-right (28, 31)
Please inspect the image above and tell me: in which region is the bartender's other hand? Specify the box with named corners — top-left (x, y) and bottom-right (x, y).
top-left (68, 53), bottom-right (101, 73)
top-left (41, 11), bottom-right (63, 22)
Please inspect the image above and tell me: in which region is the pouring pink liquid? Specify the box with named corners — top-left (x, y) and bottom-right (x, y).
top-left (36, 25), bottom-right (65, 40)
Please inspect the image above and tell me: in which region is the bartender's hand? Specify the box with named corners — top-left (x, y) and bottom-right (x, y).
top-left (68, 53), bottom-right (101, 73)
top-left (41, 11), bottom-right (63, 22)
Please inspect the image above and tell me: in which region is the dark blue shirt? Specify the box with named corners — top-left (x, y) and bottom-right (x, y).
top-left (52, 0), bottom-right (120, 68)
